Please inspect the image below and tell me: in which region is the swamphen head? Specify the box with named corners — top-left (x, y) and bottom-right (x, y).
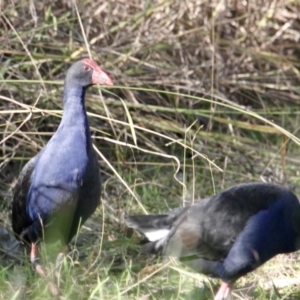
top-left (126, 182), bottom-right (300, 300)
top-left (65, 58), bottom-right (113, 88)
top-left (12, 58), bottom-right (113, 296)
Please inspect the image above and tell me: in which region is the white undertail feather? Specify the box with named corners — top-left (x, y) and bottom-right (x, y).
top-left (143, 229), bottom-right (170, 242)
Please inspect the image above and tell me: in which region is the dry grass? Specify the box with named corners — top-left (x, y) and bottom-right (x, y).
top-left (0, 0), bottom-right (300, 299)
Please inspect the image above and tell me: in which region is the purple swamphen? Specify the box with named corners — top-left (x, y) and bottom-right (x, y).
top-left (12, 58), bottom-right (113, 294)
top-left (126, 182), bottom-right (300, 299)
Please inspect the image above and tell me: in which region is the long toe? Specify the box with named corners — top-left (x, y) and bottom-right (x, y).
top-left (34, 262), bottom-right (60, 296)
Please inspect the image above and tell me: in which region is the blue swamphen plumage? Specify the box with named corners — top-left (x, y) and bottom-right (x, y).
top-left (12, 58), bottom-right (113, 294)
top-left (126, 182), bottom-right (300, 300)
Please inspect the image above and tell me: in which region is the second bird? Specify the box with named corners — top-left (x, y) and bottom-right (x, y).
top-left (126, 182), bottom-right (300, 300)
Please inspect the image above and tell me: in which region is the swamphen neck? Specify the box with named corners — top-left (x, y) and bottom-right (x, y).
top-left (61, 58), bottom-right (113, 135)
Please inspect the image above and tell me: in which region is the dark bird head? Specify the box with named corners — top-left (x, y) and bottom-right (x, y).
top-left (65, 58), bottom-right (113, 88)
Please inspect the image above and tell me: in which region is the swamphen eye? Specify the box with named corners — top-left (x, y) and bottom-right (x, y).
top-left (83, 65), bottom-right (90, 71)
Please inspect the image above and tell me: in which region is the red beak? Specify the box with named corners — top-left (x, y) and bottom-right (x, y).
top-left (81, 58), bottom-right (114, 86)
top-left (92, 68), bottom-right (113, 86)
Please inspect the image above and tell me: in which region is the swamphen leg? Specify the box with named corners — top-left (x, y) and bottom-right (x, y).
top-left (214, 282), bottom-right (232, 300)
top-left (55, 245), bottom-right (70, 284)
top-left (30, 243), bottom-right (60, 296)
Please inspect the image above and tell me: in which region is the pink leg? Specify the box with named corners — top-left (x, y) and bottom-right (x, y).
top-left (55, 244), bottom-right (69, 282)
top-left (30, 243), bottom-right (60, 296)
top-left (214, 281), bottom-right (232, 300)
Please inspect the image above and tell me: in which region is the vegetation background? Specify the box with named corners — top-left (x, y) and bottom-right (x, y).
top-left (1, 0), bottom-right (300, 299)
